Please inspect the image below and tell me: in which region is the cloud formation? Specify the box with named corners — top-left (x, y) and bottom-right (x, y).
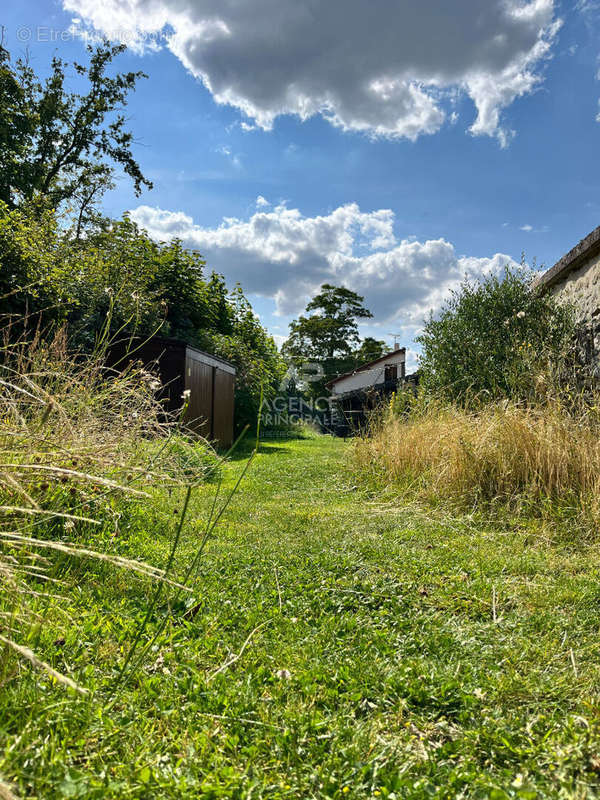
top-left (65, 0), bottom-right (560, 144)
top-left (130, 201), bottom-right (517, 325)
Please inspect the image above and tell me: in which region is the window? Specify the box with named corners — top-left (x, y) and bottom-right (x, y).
top-left (384, 364), bottom-right (398, 383)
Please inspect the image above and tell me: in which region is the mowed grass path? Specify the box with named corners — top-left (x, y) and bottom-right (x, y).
top-left (4, 435), bottom-right (600, 798)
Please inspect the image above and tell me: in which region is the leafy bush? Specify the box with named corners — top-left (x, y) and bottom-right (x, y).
top-left (0, 200), bottom-right (64, 325)
top-left (416, 267), bottom-right (576, 403)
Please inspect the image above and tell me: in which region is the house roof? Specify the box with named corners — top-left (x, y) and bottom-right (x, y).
top-left (326, 347), bottom-right (405, 388)
top-left (536, 224), bottom-right (600, 291)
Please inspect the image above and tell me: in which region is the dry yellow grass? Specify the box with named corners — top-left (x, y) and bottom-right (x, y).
top-left (355, 394), bottom-right (600, 515)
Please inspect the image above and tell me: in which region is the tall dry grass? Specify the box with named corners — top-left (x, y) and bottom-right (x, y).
top-left (0, 324), bottom-right (218, 691)
top-left (355, 391), bottom-right (600, 518)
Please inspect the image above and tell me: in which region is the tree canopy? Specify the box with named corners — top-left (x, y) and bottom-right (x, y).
top-left (283, 284), bottom-right (386, 397)
top-left (0, 41), bottom-right (151, 233)
top-left (0, 201), bottom-right (283, 431)
top-left (354, 336), bottom-right (387, 365)
top-left (0, 42), bottom-right (285, 433)
top-left (284, 284), bottom-right (373, 363)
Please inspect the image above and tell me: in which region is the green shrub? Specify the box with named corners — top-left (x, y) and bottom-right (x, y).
top-left (416, 267), bottom-right (576, 403)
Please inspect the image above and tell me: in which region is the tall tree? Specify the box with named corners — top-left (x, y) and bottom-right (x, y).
top-left (0, 41), bottom-right (152, 232)
top-left (284, 284), bottom-right (373, 363)
top-left (283, 284), bottom-right (375, 397)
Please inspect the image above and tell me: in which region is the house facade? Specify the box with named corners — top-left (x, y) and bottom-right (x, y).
top-left (326, 346), bottom-right (408, 434)
top-left (328, 346), bottom-right (406, 397)
top-left (537, 225), bottom-right (600, 365)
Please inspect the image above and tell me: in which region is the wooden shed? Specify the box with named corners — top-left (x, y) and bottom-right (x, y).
top-left (108, 337), bottom-right (236, 448)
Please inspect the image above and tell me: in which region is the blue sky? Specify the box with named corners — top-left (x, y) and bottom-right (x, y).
top-left (3, 1), bottom-right (600, 365)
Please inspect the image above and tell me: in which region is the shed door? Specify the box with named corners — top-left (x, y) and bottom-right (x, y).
top-left (212, 369), bottom-right (235, 448)
top-left (184, 352), bottom-right (213, 439)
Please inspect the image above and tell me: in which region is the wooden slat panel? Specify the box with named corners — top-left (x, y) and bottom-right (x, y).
top-left (107, 338), bottom-right (235, 445)
top-left (212, 370), bottom-right (235, 448)
top-left (183, 353), bottom-right (213, 439)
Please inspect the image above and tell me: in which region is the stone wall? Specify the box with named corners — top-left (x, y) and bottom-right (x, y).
top-left (549, 249), bottom-right (600, 324)
top-left (548, 249), bottom-right (600, 368)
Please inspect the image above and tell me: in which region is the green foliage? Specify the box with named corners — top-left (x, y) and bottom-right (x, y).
top-left (417, 267), bottom-right (576, 402)
top-left (284, 284), bottom-right (373, 363)
top-left (0, 43), bottom-right (282, 433)
top-left (0, 199), bottom-right (63, 322)
top-left (0, 202), bottom-right (283, 431)
top-left (200, 287), bottom-right (285, 432)
top-left (354, 336), bottom-right (387, 364)
top-left (57, 215), bottom-right (217, 351)
top-left (0, 41), bottom-right (151, 230)
top-left (283, 284), bottom-right (380, 398)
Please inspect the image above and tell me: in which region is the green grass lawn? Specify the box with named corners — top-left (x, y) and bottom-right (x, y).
top-left (4, 435), bottom-right (600, 798)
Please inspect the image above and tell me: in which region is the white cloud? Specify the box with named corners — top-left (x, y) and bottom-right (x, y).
top-left (130, 202), bottom-right (517, 324)
top-left (215, 144), bottom-right (242, 169)
top-left (272, 333), bottom-right (287, 349)
top-left (404, 347), bottom-right (420, 374)
top-left (65, 0), bottom-right (560, 144)
top-left (519, 223), bottom-right (549, 232)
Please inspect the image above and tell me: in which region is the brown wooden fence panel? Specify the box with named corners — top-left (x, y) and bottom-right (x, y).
top-left (184, 352), bottom-right (213, 439)
top-left (213, 369), bottom-right (235, 447)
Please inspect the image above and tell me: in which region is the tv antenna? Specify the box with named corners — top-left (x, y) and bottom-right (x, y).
top-left (388, 333), bottom-right (402, 348)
